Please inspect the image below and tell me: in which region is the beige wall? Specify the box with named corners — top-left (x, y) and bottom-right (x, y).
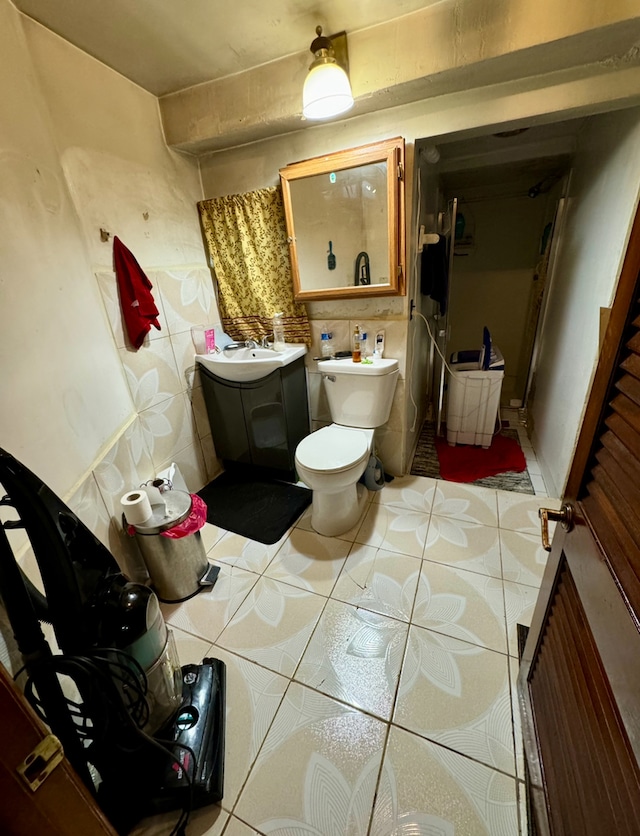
top-left (0, 4), bottom-right (220, 579)
top-left (530, 108), bottom-right (640, 496)
top-left (161, 0), bottom-right (640, 153)
top-left (447, 195), bottom-right (549, 404)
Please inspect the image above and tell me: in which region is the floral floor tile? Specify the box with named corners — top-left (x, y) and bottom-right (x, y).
top-left (170, 624), bottom-right (213, 663)
top-left (500, 529), bottom-right (549, 588)
top-left (215, 577), bottom-right (326, 677)
top-left (373, 474), bottom-right (438, 513)
top-left (264, 528), bottom-right (350, 595)
top-left (354, 503), bottom-right (429, 558)
top-left (200, 521), bottom-right (228, 554)
top-left (394, 625), bottom-right (516, 775)
top-left (208, 647), bottom-right (288, 810)
top-left (496, 492), bottom-right (560, 535)
top-left (295, 599), bottom-right (409, 720)
top-left (509, 655), bottom-right (526, 782)
top-left (234, 683), bottom-right (386, 835)
top-left (223, 817), bottom-right (263, 836)
top-left (162, 562), bottom-right (259, 644)
top-left (296, 502), bottom-right (368, 542)
top-left (517, 779), bottom-right (529, 836)
top-left (208, 530), bottom-right (285, 575)
top-left (503, 580), bottom-right (541, 658)
top-left (424, 516), bottom-right (502, 579)
top-left (131, 803), bottom-right (227, 835)
top-left (427, 481), bottom-right (499, 527)
top-left (370, 726), bottom-right (519, 836)
top-left (331, 544), bottom-right (421, 622)
top-left (413, 561), bottom-right (508, 655)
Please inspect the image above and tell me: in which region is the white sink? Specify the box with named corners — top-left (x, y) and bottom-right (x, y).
top-left (196, 343), bottom-right (307, 382)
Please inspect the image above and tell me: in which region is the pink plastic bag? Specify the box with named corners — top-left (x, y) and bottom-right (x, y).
top-left (161, 494), bottom-right (208, 539)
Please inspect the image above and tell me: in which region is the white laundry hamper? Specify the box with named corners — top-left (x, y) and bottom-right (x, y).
top-left (446, 331), bottom-right (504, 448)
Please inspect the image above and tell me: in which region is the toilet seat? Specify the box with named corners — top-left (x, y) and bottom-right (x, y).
top-left (296, 425), bottom-right (369, 474)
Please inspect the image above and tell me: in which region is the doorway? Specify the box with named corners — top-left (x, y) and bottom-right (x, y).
top-left (411, 125), bottom-right (578, 495)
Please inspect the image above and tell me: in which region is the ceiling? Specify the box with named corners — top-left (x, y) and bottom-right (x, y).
top-left (13, 0), bottom-right (438, 97)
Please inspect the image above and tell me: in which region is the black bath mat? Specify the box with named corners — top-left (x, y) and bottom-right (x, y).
top-left (198, 470), bottom-right (312, 545)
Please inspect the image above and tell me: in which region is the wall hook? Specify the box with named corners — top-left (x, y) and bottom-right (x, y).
top-left (100, 228), bottom-right (111, 242)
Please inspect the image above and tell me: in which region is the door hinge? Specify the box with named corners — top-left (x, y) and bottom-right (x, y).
top-left (397, 265), bottom-right (403, 278)
top-left (397, 163), bottom-right (404, 181)
top-left (17, 734), bottom-right (64, 792)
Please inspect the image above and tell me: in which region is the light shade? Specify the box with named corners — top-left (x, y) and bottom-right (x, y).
top-left (303, 62), bottom-right (354, 120)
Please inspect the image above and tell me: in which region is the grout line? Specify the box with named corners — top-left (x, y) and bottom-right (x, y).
top-left (366, 722), bottom-right (393, 836)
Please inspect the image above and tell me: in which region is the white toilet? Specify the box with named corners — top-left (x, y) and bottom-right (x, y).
top-left (295, 358), bottom-right (399, 536)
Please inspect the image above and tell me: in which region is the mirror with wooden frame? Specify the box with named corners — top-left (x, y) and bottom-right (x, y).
top-left (279, 137), bottom-right (405, 301)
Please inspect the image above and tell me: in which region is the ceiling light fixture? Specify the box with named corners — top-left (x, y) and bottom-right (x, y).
top-left (302, 25), bottom-right (354, 121)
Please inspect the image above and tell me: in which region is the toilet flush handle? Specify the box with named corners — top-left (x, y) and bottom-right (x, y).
top-left (322, 374), bottom-right (336, 382)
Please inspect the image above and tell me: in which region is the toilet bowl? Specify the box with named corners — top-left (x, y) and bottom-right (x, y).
top-left (295, 425), bottom-right (374, 537)
top-left (294, 357), bottom-right (399, 537)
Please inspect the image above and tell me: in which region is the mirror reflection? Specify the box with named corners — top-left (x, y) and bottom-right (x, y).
top-left (280, 138), bottom-right (405, 301)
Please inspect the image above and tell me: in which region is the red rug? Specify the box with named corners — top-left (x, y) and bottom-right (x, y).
top-left (435, 433), bottom-right (527, 483)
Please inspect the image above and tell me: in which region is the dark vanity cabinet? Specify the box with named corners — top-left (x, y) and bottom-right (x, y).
top-left (198, 357), bottom-right (309, 479)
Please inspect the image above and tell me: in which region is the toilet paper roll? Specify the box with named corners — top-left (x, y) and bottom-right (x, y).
top-left (121, 490), bottom-right (153, 525)
top-left (140, 484), bottom-right (165, 508)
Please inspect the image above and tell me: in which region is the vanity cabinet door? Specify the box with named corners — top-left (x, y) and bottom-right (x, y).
top-left (200, 371), bottom-right (252, 465)
top-left (242, 374), bottom-right (289, 471)
top-left (198, 358), bottom-right (309, 475)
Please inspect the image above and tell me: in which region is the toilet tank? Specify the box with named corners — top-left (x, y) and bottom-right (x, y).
top-left (320, 358), bottom-right (399, 428)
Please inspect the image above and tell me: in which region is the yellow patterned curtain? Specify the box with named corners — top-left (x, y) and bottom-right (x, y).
top-left (197, 186), bottom-right (310, 345)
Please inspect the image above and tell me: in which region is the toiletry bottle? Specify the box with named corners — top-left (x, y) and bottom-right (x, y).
top-left (373, 330), bottom-right (385, 359)
top-left (352, 324), bottom-right (362, 363)
top-left (320, 326), bottom-right (333, 358)
top-left (272, 312), bottom-right (285, 351)
top-left (361, 330), bottom-right (370, 359)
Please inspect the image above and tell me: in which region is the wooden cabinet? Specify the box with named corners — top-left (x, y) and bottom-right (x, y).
top-left (199, 356), bottom-right (309, 479)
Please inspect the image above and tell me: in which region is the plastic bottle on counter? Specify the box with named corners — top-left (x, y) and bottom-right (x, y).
top-left (320, 326), bottom-right (334, 358)
top-left (272, 312), bottom-right (285, 351)
top-left (352, 324), bottom-right (362, 363)
top-left (361, 330), bottom-right (371, 360)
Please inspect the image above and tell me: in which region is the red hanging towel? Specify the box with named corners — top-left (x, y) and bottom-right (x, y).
top-left (113, 236), bottom-right (161, 349)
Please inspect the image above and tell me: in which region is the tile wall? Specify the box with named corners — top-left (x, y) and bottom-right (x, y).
top-left (50, 265), bottom-right (226, 579)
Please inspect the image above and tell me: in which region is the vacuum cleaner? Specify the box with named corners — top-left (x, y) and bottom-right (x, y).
top-left (0, 447), bottom-right (225, 834)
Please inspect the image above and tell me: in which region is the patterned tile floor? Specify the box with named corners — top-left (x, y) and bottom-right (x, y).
top-left (135, 478), bottom-right (561, 836)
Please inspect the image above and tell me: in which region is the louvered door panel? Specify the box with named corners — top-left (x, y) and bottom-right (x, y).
top-left (580, 299), bottom-right (640, 619)
top-left (530, 561), bottom-right (640, 835)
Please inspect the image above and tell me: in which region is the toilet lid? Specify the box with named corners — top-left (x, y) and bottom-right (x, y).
top-left (296, 426), bottom-right (369, 473)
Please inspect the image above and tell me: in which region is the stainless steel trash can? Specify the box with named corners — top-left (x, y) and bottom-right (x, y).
top-left (131, 489), bottom-right (209, 603)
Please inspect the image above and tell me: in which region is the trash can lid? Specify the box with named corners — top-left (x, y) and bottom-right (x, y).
top-left (131, 490), bottom-right (192, 534)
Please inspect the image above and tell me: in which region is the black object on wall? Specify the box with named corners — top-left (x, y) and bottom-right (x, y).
top-left (420, 234), bottom-right (449, 315)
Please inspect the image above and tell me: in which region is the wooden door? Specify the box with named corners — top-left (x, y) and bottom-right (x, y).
top-left (0, 662), bottom-right (116, 836)
top-left (519, 205), bottom-right (640, 834)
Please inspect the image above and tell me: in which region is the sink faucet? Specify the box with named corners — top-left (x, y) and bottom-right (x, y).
top-left (223, 339), bottom-right (258, 352)
top-left (260, 335), bottom-right (273, 348)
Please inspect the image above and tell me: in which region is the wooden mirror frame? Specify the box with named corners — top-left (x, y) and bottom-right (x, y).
top-left (279, 137), bottom-right (405, 302)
